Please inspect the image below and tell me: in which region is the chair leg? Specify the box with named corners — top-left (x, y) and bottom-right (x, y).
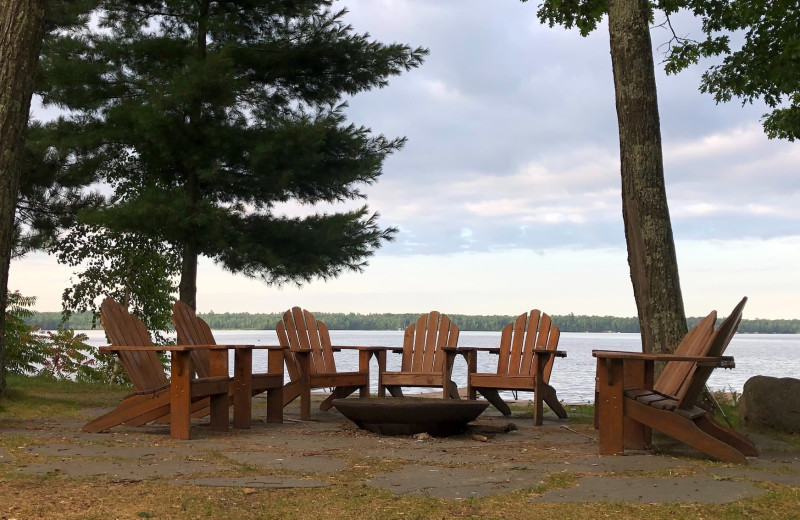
top-left (696, 413), bottom-right (759, 457)
top-left (320, 386), bottom-right (358, 411)
top-left (447, 381), bottom-right (461, 400)
top-left (386, 385), bottom-right (404, 398)
top-left (282, 380), bottom-right (302, 407)
top-left (626, 399), bottom-right (748, 464)
top-left (543, 385), bottom-right (568, 419)
top-left (478, 388), bottom-right (512, 416)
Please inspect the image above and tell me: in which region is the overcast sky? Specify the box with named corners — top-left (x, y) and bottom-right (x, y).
top-left (11, 0), bottom-right (800, 319)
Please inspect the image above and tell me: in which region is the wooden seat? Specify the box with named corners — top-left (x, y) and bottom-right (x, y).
top-left (83, 298), bottom-right (230, 439)
top-left (277, 307), bottom-right (370, 421)
top-left (172, 301), bottom-right (284, 427)
top-left (465, 310), bottom-right (567, 425)
top-left (594, 297), bottom-right (757, 463)
top-left (379, 311), bottom-right (461, 399)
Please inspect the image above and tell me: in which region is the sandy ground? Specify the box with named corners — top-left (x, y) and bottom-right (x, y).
top-left (1, 393), bottom-right (799, 503)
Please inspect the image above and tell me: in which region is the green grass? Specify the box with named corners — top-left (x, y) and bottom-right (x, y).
top-left (0, 373), bottom-right (128, 420)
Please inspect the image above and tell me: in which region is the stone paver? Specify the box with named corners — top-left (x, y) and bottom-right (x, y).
top-left (529, 476), bottom-right (768, 504)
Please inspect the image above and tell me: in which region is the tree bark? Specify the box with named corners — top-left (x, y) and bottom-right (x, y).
top-left (607, 0), bottom-right (687, 354)
top-left (0, 0), bottom-right (47, 396)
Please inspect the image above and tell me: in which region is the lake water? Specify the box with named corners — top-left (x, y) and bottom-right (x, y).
top-left (79, 330), bottom-right (800, 404)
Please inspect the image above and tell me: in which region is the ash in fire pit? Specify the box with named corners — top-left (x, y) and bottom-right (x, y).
top-left (332, 397), bottom-right (489, 436)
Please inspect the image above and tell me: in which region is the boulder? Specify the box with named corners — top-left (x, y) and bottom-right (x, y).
top-left (739, 375), bottom-right (800, 433)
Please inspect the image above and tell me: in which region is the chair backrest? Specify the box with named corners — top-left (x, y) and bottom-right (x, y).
top-left (172, 300), bottom-right (218, 379)
top-left (100, 297), bottom-right (169, 392)
top-left (676, 296), bottom-right (747, 410)
top-left (401, 311), bottom-right (459, 373)
top-left (276, 307), bottom-right (336, 379)
top-left (496, 310), bottom-right (560, 384)
top-left (653, 310), bottom-right (717, 397)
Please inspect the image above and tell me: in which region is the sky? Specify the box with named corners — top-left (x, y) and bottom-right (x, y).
top-left (10, 0), bottom-right (800, 319)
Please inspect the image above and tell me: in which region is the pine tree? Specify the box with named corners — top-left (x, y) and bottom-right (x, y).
top-left (34, 1), bottom-right (427, 309)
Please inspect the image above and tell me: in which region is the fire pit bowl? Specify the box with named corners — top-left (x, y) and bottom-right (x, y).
top-left (332, 397), bottom-right (489, 436)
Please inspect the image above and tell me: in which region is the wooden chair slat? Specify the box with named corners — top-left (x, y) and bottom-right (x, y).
top-left (507, 313), bottom-right (527, 376)
top-left (401, 324), bottom-right (415, 371)
top-left (519, 310), bottom-right (540, 375)
top-left (432, 313), bottom-right (455, 371)
top-left (316, 317), bottom-right (337, 374)
top-left (496, 323), bottom-right (513, 375)
top-left (421, 313), bottom-right (435, 372)
top-left (654, 311), bottom-right (716, 397)
top-left (677, 298), bottom-right (746, 408)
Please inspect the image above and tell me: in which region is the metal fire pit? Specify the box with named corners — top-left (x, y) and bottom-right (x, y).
top-left (332, 397), bottom-right (489, 436)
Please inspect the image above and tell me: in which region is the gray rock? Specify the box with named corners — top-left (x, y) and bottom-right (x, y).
top-left (739, 376), bottom-right (800, 433)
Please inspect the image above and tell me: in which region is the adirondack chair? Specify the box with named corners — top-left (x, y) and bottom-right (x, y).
top-left (463, 310), bottom-right (567, 426)
top-left (277, 307), bottom-right (370, 421)
top-left (83, 298), bottom-right (229, 439)
top-left (172, 301), bottom-right (284, 427)
top-left (594, 297), bottom-right (756, 463)
top-left (379, 311), bottom-right (461, 399)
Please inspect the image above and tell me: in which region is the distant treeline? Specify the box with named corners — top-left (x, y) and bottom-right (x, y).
top-left (26, 311), bottom-right (800, 334)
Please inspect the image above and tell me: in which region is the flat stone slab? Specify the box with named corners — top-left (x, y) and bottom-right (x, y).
top-left (23, 443), bottom-right (195, 460)
top-left (366, 465), bottom-right (548, 499)
top-left (16, 459), bottom-right (227, 479)
top-left (176, 476), bottom-right (329, 489)
top-left (225, 452), bottom-right (348, 473)
top-left (529, 476), bottom-right (767, 503)
top-left (0, 448), bottom-right (12, 464)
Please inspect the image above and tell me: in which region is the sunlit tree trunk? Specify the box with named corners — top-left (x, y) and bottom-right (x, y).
top-left (0, 0), bottom-right (47, 395)
top-left (608, 0), bottom-right (687, 354)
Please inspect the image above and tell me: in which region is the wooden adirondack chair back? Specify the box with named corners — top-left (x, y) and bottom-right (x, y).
top-left (276, 307), bottom-right (336, 379)
top-left (676, 296), bottom-right (747, 410)
top-left (401, 311), bottom-right (459, 373)
top-left (172, 300), bottom-right (217, 379)
top-left (653, 310), bottom-right (717, 397)
top-left (100, 297), bottom-right (169, 392)
top-left (496, 310), bottom-right (560, 384)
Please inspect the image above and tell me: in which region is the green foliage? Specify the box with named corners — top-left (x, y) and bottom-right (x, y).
top-left (37, 328), bottom-right (95, 381)
top-left (51, 223), bottom-right (181, 344)
top-left (4, 292), bottom-right (45, 375)
top-left (33, 1), bottom-right (428, 305)
top-left (4, 292), bottom-right (98, 381)
top-left (663, 0), bottom-right (800, 141)
top-left (530, 0), bottom-right (609, 36)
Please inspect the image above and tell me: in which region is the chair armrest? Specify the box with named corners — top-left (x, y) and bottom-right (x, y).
top-left (225, 345), bottom-right (285, 350)
top-left (457, 346), bottom-right (500, 353)
top-left (593, 350), bottom-right (734, 367)
top-left (458, 346), bottom-right (566, 357)
top-left (99, 345), bottom-right (201, 352)
top-left (441, 346), bottom-right (470, 359)
top-left (334, 345), bottom-right (403, 353)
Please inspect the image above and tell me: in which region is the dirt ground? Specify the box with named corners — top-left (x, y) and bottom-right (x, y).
top-left (1, 393), bottom-right (799, 517)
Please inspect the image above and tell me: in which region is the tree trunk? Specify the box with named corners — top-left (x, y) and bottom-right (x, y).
top-left (607, 0), bottom-right (687, 354)
top-left (0, 1), bottom-right (47, 396)
top-left (177, 0), bottom-right (210, 313)
top-left (178, 243), bottom-right (198, 310)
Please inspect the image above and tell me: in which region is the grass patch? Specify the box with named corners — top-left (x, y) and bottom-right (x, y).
top-left (0, 374), bottom-right (128, 420)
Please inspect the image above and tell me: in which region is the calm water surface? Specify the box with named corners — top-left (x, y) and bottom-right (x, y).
top-left (81, 330), bottom-right (800, 404)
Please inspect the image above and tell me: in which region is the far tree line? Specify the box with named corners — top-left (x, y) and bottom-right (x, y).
top-left (26, 311), bottom-right (800, 335)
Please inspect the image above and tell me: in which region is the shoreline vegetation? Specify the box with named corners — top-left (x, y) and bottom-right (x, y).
top-left (26, 311), bottom-right (800, 334)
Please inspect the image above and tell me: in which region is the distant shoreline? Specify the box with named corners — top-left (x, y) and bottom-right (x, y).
top-left (27, 310), bottom-right (800, 335)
